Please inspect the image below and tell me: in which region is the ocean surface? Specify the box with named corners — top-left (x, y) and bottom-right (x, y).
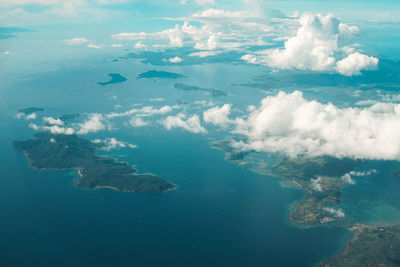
top-left (1, 25), bottom-right (400, 266)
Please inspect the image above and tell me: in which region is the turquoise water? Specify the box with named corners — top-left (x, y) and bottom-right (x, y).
top-left (1, 26), bottom-right (400, 266)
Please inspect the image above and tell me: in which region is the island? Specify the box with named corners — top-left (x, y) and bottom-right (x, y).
top-left (98, 73), bottom-right (127, 86)
top-left (59, 113), bottom-right (80, 122)
top-left (17, 107), bottom-right (44, 115)
top-left (317, 223), bottom-right (400, 267)
top-left (174, 83), bottom-right (227, 97)
top-left (13, 133), bottom-right (176, 193)
top-left (137, 70), bottom-right (187, 79)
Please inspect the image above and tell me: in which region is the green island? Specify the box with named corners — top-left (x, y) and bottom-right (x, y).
top-left (317, 223), bottom-right (400, 267)
top-left (59, 113), bottom-right (80, 122)
top-left (18, 107), bottom-right (44, 115)
top-left (13, 132), bottom-right (176, 193)
top-left (174, 83), bottom-right (227, 97)
top-left (137, 70), bottom-right (187, 79)
top-left (98, 73), bottom-right (127, 86)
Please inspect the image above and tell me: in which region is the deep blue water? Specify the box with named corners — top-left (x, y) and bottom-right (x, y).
top-left (0, 60), bottom-right (351, 266)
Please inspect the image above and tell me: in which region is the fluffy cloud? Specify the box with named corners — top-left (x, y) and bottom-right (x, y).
top-left (323, 207), bottom-right (345, 218)
top-left (341, 169), bottom-right (377, 184)
top-left (161, 113), bottom-right (207, 134)
top-left (77, 113), bottom-right (106, 134)
top-left (242, 12), bottom-right (378, 76)
top-left (203, 104), bottom-right (232, 126)
top-left (43, 116), bottom-right (64, 126)
top-left (129, 117), bottom-right (149, 127)
top-left (167, 56), bottom-right (183, 63)
top-left (93, 137), bottom-right (137, 150)
top-left (336, 52), bottom-right (379, 76)
top-left (29, 122), bottom-right (75, 135)
top-left (226, 91), bottom-right (400, 161)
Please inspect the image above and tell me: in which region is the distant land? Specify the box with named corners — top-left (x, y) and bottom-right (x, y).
top-left (137, 70), bottom-right (187, 79)
top-left (13, 133), bottom-right (176, 193)
top-left (317, 223), bottom-right (400, 267)
top-left (98, 73), bottom-right (127, 86)
top-left (174, 83), bottom-right (227, 97)
top-left (17, 107), bottom-right (44, 115)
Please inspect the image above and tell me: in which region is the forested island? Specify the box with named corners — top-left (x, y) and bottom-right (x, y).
top-left (13, 133), bottom-right (176, 193)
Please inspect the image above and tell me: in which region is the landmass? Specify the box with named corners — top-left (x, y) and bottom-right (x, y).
top-left (174, 83), bottom-right (227, 97)
top-left (213, 139), bottom-right (363, 227)
top-left (137, 70), bottom-right (187, 79)
top-left (59, 113), bottom-right (80, 122)
top-left (17, 107), bottom-right (43, 115)
top-left (317, 223), bottom-right (400, 267)
top-left (13, 133), bottom-right (176, 193)
top-left (98, 73), bottom-right (127, 86)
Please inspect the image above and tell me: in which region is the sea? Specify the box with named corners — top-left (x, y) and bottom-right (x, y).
top-left (1, 24), bottom-right (400, 266)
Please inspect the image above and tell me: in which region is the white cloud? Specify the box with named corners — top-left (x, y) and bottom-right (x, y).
top-left (64, 37), bottom-right (88, 45)
top-left (189, 50), bottom-right (221, 57)
top-left (77, 113), bottom-right (106, 134)
top-left (29, 123), bottom-right (75, 135)
top-left (26, 113), bottom-right (37, 120)
top-left (336, 52), bottom-right (379, 76)
top-left (203, 104), bottom-right (232, 126)
top-left (161, 113), bottom-right (207, 134)
top-left (43, 116), bottom-right (64, 126)
top-left (342, 169), bottom-right (377, 184)
top-left (88, 44), bottom-right (102, 49)
top-left (107, 105), bottom-right (178, 119)
top-left (195, 0), bottom-right (214, 5)
top-left (228, 90), bottom-right (400, 161)
top-left (323, 207), bottom-right (345, 218)
top-left (129, 117), bottom-right (149, 127)
top-left (94, 137), bottom-right (137, 151)
top-left (242, 12), bottom-right (378, 76)
top-left (134, 42), bottom-right (147, 49)
top-left (311, 176), bottom-right (323, 191)
top-left (167, 56), bottom-right (183, 63)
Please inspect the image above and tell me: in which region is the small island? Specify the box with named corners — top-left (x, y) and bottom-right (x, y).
top-left (174, 83), bottom-right (227, 97)
top-left (59, 113), bottom-right (80, 122)
top-left (317, 223), bottom-right (400, 267)
top-left (18, 107), bottom-right (44, 115)
top-left (13, 133), bottom-right (176, 193)
top-left (137, 70), bottom-right (187, 79)
top-left (98, 73), bottom-right (127, 86)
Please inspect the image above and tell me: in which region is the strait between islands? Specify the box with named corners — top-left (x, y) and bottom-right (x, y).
top-left (13, 133), bottom-right (176, 193)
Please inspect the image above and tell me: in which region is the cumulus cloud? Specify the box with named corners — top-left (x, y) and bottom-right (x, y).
top-left (88, 44), bottom-right (102, 49)
top-left (342, 169), bottom-right (377, 184)
top-left (227, 90), bottom-right (400, 161)
top-left (167, 56), bottom-right (183, 63)
top-left (161, 113), bottom-right (207, 134)
top-left (323, 207), bottom-right (345, 218)
top-left (203, 104), bottom-right (232, 126)
top-left (129, 117), bottom-right (149, 127)
top-left (336, 52), bottom-right (379, 76)
top-left (29, 122), bottom-right (75, 135)
top-left (77, 113), bottom-right (106, 134)
top-left (93, 137), bottom-right (137, 150)
top-left (311, 177), bottom-right (323, 191)
top-left (43, 116), bottom-right (64, 126)
top-left (26, 113), bottom-right (37, 120)
top-left (242, 12), bottom-right (378, 76)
